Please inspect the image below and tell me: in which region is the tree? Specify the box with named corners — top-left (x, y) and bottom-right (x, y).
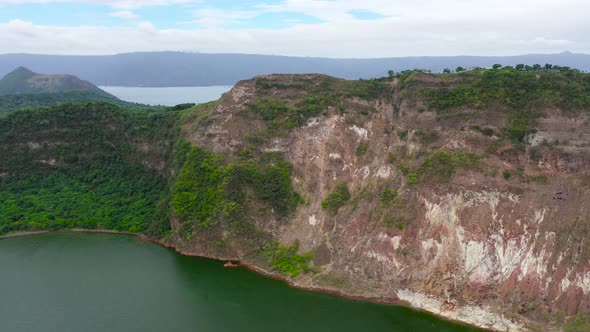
top-left (532, 64), bottom-right (542, 71)
top-left (544, 63), bottom-right (553, 71)
top-left (455, 66), bottom-right (466, 73)
top-left (515, 64), bottom-right (525, 71)
top-left (492, 64), bottom-right (502, 70)
top-left (387, 70), bottom-right (395, 78)
top-left (443, 68), bottom-right (451, 74)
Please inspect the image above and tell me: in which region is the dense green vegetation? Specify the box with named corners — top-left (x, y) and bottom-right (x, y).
top-left (321, 182), bottom-right (351, 214)
top-left (0, 168), bottom-right (166, 234)
top-left (0, 102), bottom-right (179, 235)
top-left (171, 146), bottom-right (227, 229)
top-left (265, 241), bottom-right (312, 278)
top-left (0, 90), bottom-right (163, 115)
top-left (171, 143), bottom-right (301, 233)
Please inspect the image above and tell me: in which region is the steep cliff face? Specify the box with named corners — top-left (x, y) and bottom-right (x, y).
top-left (169, 72), bottom-right (590, 331)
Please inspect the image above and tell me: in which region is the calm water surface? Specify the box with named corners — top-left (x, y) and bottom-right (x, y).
top-left (100, 86), bottom-right (233, 106)
top-left (0, 234), bottom-right (481, 332)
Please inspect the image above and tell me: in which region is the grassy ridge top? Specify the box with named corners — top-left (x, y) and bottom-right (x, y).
top-left (399, 66), bottom-right (590, 144)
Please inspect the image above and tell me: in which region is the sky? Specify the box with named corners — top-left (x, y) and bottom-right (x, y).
top-left (0, 0), bottom-right (588, 58)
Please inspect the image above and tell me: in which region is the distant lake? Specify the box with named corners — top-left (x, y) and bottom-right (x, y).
top-left (100, 86), bottom-right (233, 106)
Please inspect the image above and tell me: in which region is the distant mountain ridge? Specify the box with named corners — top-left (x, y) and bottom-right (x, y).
top-left (0, 51), bottom-right (589, 87)
top-left (0, 66), bottom-right (111, 96)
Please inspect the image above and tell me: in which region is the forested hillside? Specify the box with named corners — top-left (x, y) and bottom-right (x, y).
top-left (0, 90), bottom-right (160, 115)
top-left (0, 103), bottom-right (180, 235)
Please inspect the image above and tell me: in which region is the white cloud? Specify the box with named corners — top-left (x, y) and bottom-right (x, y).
top-left (0, 0), bottom-right (588, 57)
top-left (137, 21), bottom-right (157, 33)
top-left (109, 10), bottom-right (138, 19)
top-left (0, 0), bottom-right (194, 9)
top-left (181, 8), bottom-right (259, 28)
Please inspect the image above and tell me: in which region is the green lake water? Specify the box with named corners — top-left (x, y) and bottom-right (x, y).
top-left (0, 233), bottom-right (481, 332)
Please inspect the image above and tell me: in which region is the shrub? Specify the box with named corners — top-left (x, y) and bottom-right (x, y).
top-left (321, 182), bottom-right (351, 214)
top-left (407, 173), bottom-right (418, 184)
top-left (470, 125), bottom-right (495, 136)
top-left (380, 188), bottom-right (398, 205)
top-left (384, 217), bottom-right (405, 230)
top-left (482, 127), bottom-right (495, 136)
top-left (387, 153), bottom-right (396, 164)
top-left (399, 164), bottom-right (410, 175)
top-left (415, 130), bottom-right (440, 144)
top-left (503, 117), bottom-right (531, 143)
top-left (503, 170), bottom-right (512, 180)
top-left (356, 141), bottom-right (369, 157)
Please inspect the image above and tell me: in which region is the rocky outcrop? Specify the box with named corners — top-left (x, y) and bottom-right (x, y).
top-left (170, 73), bottom-right (590, 331)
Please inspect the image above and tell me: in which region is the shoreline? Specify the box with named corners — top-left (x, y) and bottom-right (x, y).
top-left (0, 229), bottom-right (136, 240)
top-left (1, 230), bottom-right (494, 331)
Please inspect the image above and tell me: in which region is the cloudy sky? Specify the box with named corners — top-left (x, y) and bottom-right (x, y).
top-left (0, 0), bottom-right (587, 57)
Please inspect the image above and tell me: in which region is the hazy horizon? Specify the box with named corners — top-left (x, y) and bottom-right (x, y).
top-left (2, 51), bottom-right (590, 87)
top-left (0, 50), bottom-right (585, 59)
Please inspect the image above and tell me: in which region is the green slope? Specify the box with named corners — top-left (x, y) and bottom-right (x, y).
top-left (0, 90), bottom-right (165, 115)
top-left (0, 102), bottom-right (180, 235)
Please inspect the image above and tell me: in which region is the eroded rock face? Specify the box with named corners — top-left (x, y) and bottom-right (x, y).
top-left (174, 74), bottom-right (590, 331)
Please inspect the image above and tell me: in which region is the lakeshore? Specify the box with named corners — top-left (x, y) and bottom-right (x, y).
top-left (0, 230), bottom-right (485, 331)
